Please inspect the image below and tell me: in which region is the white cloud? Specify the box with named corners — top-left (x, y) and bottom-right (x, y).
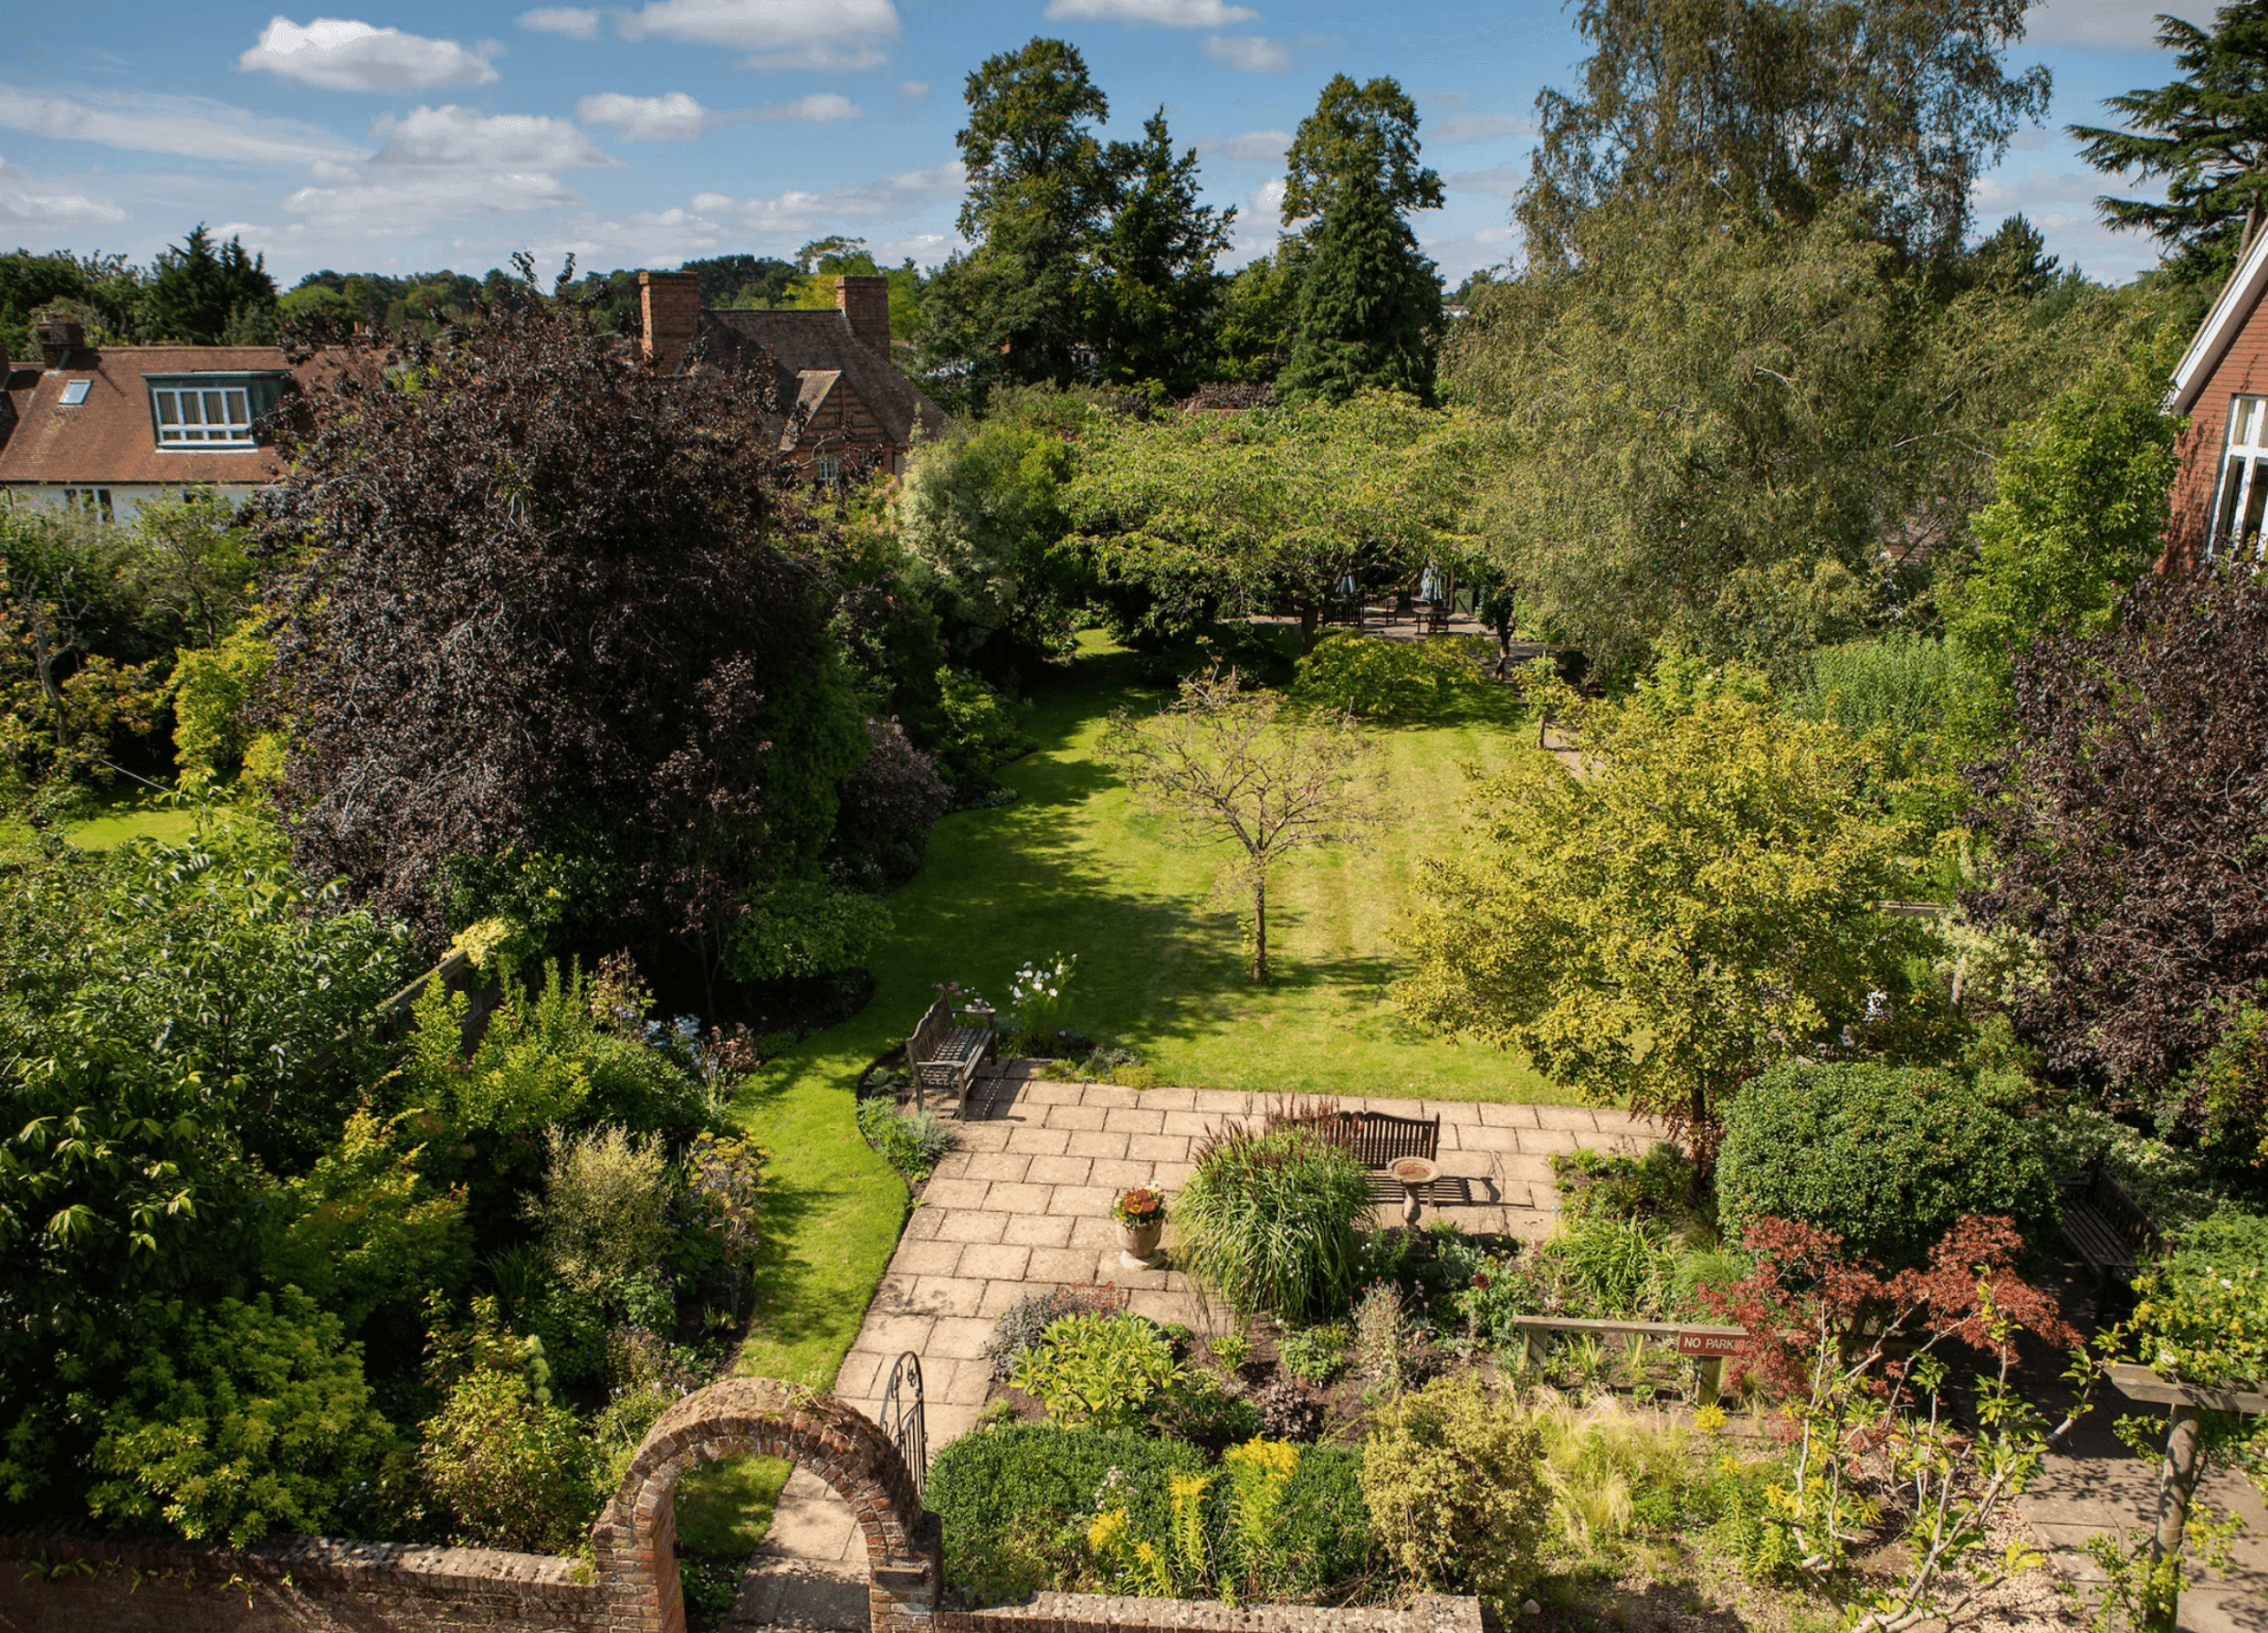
top-left (1432, 111), bottom-right (1533, 142)
top-left (283, 171), bottom-right (578, 228)
top-left (370, 105), bottom-right (619, 170)
top-left (1199, 128), bottom-right (1288, 163)
top-left (238, 16), bottom-right (500, 91)
top-left (1447, 161), bottom-right (1523, 198)
top-left (1046, 0), bottom-right (1257, 23)
top-left (755, 92), bottom-right (863, 123)
top-left (615, 0), bottom-right (898, 66)
top-left (579, 90), bottom-right (740, 142)
top-left (0, 85), bottom-right (364, 167)
top-left (1425, 91), bottom-right (1465, 110)
top-left (1970, 169), bottom-right (2105, 214)
top-left (898, 79), bottom-right (928, 98)
top-left (518, 6), bottom-right (601, 37)
top-left (693, 160), bottom-right (966, 234)
top-left (1251, 176), bottom-right (1286, 218)
top-left (1205, 36), bottom-right (1289, 72)
top-left (2023, 0), bottom-right (2213, 49)
top-left (0, 160), bottom-right (127, 227)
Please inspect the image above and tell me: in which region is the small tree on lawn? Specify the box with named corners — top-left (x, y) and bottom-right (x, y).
top-left (1395, 658), bottom-right (1918, 1148)
top-left (1100, 668), bottom-right (1382, 981)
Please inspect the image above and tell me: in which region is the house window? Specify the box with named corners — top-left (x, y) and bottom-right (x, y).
top-left (152, 385), bottom-right (257, 447)
top-left (58, 379), bottom-right (90, 406)
top-left (815, 453), bottom-right (841, 489)
top-left (63, 488), bottom-right (114, 522)
top-left (2211, 395), bottom-right (2268, 555)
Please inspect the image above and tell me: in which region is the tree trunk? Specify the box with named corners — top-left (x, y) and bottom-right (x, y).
top-left (1252, 873), bottom-right (1268, 982)
top-left (2145, 1404), bottom-right (2204, 1633)
top-left (1297, 596), bottom-right (1320, 654)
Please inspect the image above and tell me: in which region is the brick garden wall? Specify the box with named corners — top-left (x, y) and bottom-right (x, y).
top-left (0, 1529), bottom-right (612, 1633)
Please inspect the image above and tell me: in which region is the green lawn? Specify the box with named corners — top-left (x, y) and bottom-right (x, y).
top-left (860, 631), bottom-right (1569, 1102)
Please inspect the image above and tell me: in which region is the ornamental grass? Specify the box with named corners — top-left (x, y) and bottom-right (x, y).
top-left (1175, 1115), bottom-right (1371, 1322)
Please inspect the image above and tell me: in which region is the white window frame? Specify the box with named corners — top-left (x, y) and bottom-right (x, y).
top-left (814, 453), bottom-right (841, 489)
top-left (151, 384), bottom-right (257, 448)
top-left (63, 488), bottom-right (114, 523)
top-left (2210, 394), bottom-right (2268, 556)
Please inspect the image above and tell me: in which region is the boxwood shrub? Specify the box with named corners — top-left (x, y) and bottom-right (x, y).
top-left (925, 1423), bottom-right (1370, 1606)
top-left (1717, 1062), bottom-right (2059, 1267)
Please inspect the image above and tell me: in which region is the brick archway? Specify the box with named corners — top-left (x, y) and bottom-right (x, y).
top-left (591, 1376), bottom-right (939, 1633)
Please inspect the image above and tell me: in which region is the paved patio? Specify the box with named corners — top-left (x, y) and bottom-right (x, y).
top-left (829, 1071), bottom-right (1662, 1452)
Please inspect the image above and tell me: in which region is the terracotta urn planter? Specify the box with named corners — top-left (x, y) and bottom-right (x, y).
top-left (1113, 1186), bottom-right (1167, 1268)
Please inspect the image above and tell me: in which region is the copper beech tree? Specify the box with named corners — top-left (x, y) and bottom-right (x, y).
top-left (1100, 668), bottom-right (1383, 981)
top-left (254, 268), bottom-right (867, 1000)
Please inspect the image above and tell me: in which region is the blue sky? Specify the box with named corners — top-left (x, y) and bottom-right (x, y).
top-left (0, 0), bottom-right (2219, 291)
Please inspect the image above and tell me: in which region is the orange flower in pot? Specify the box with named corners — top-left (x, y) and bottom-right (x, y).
top-left (1113, 1186), bottom-right (1167, 1267)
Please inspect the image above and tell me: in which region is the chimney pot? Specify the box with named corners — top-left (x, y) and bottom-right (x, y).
top-left (36, 311), bottom-right (85, 372)
top-left (639, 270), bottom-right (702, 371)
top-left (835, 275), bottom-right (892, 360)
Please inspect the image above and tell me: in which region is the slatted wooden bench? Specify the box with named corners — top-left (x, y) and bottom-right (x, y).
top-left (1305, 1110), bottom-right (1458, 1203)
top-left (906, 993), bottom-right (994, 1111)
top-left (2059, 1158), bottom-right (2164, 1288)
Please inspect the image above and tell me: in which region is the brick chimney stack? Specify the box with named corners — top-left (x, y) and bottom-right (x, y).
top-left (36, 312), bottom-right (85, 372)
top-left (835, 275), bottom-right (891, 359)
top-left (639, 270), bottom-right (702, 370)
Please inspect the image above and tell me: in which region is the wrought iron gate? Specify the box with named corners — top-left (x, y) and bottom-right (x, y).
top-left (878, 1351), bottom-right (926, 1494)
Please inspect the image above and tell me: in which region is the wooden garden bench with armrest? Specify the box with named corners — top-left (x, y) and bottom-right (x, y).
top-left (1306, 1110), bottom-right (1454, 1203)
top-left (906, 994), bottom-right (994, 1111)
top-left (2058, 1155), bottom-right (2165, 1301)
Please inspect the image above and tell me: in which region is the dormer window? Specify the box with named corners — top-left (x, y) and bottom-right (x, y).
top-left (143, 372), bottom-right (285, 451)
top-left (2211, 394), bottom-right (2268, 556)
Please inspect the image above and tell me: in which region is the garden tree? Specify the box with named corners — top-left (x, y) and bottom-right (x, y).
top-left (127, 489), bottom-right (256, 649)
top-left (2073, 2), bottom-right (2268, 287)
top-left (1283, 75), bottom-right (1445, 223)
top-left (257, 270), bottom-right (869, 1002)
top-left (778, 237), bottom-right (927, 344)
top-left (923, 37), bottom-right (1116, 394)
top-left (1099, 668), bottom-right (1384, 981)
top-left (1281, 168), bottom-right (1442, 405)
top-left (1967, 568), bottom-right (2268, 1095)
top-left (1938, 352), bottom-right (2181, 733)
top-left (1093, 110), bottom-right (1234, 394)
top-left (1278, 76), bottom-right (1444, 404)
top-left (1395, 660), bottom-right (1920, 1144)
top-left (1212, 242), bottom-right (1307, 384)
top-left (0, 508), bottom-right (165, 800)
top-left (1446, 200), bottom-right (2112, 679)
top-left (1704, 1214), bottom-right (2088, 1631)
top-left (2084, 1212), bottom-right (2268, 1632)
top-left (0, 818), bottom-right (415, 1519)
top-left (1517, 0), bottom-right (2050, 266)
top-left (142, 225), bottom-right (278, 344)
top-left (1065, 390), bottom-right (1496, 651)
top-left (890, 418), bottom-right (1079, 670)
top-left (681, 251), bottom-right (799, 310)
top-left (924, 38), bottom-right (1232, 398)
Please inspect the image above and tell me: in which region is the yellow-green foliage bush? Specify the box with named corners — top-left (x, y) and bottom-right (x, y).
top-left (171, 616), bottom-right (280, 790)
top-left (525, 1124), bottom-right (673, 1294)
top-left (1360, 1373), bottom-right (1546, 1614)
top-left (1292, 631), bottom-right (1496, 723)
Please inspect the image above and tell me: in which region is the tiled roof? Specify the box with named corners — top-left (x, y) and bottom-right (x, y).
top-left (696, 309), bottom-right (947, 448)
top-left (0, 345), bottom-right (301, 487)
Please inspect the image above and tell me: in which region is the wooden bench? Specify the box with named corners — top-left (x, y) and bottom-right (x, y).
top-left (906, 994), bottom-right (994, 1111)
top-left (2059, 1158), bottom-right (2164, 1286)
top-left (1297, 1109), bottom-right (1460, 1203)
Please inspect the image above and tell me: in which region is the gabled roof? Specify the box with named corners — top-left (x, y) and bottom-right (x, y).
top-left (0, 345), bottom-right (303, 487)
top-left (695, 308), bottom-right (946, 448)
top-left (2168, 227), bottom-right (2268, 416)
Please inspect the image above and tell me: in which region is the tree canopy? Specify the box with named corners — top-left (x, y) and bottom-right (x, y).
top-left (2074, 1), bottom-right (2268, 286)
top-left (257, 274), bottom-right (866, 995)
top-left (1518, 0), bottom-right (2051, 265)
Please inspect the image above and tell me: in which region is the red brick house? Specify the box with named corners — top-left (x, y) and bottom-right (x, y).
top-left (636, 269), bottom-right (947, 482)
top-left (2164, 227), bottom-right (2268, 567)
